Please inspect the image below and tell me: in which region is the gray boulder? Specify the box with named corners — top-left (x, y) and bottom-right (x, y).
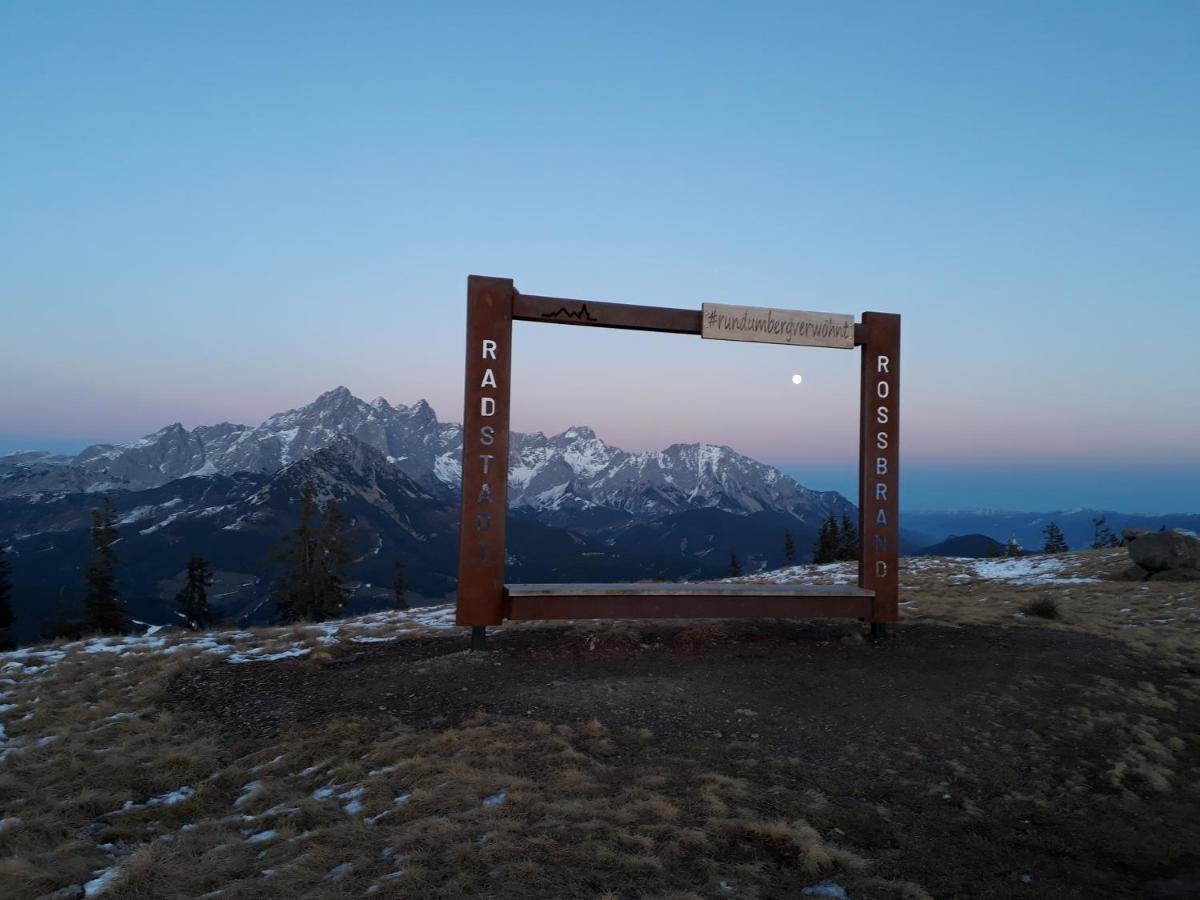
top-left (1120, 563), bottom-right (1150, 581)
top-left (1128, 531), bottom-right (1200, 573)
top-left (1149, 567), bottom-right (1200, 582)
top-left (1122, 527), bottom-right (1151, 544)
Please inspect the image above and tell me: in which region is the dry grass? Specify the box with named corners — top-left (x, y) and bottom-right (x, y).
top-left (1, 549), bottom-right (1196, 898)
top-left (889, 549), bottom-right (1200, 670)
top-left (0, 640), bottom-right (882, 899)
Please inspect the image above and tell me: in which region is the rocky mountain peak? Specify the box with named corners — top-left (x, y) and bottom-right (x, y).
top-left (0, 387), bottom-right (849, 528)
top-left (554, 426), bottom-right (597, 443)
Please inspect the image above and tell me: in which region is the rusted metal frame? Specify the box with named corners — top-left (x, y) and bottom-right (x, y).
top-left (506, 591), bottom-right (875, 621)
top-left (456, 276), bottom-right (515, 634)
top-left (513, 292), bottom-right (702, 335)
top-left (857, 313), bottom-right (901, 635)
top-left (458, 274), bottom-right (897, 637)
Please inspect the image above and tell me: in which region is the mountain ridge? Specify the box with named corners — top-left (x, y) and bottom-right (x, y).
top-left (0, 389), bottom-right (859, 645)
top-left (0, 387), bottom-right (849, 527)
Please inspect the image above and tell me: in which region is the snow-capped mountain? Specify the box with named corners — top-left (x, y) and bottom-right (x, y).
top-left (0, 388), bottom-right (458, 498)
top-left (0, 388), bottom-right (847, 527)
top-left (0, 388), bottom-right (864, 645)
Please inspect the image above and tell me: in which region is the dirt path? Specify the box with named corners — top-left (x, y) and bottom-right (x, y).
top-left (172, 621), bottom-right (1200, 898)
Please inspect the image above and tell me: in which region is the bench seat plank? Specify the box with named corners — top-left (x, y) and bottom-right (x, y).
top-left (507, 582), bottom-right (872, 597)
top-left (504, 582), bottom-right (875, 621)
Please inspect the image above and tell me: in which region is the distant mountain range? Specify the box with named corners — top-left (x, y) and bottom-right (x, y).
top-left (903, 509), bottom-right (1200, 555)
top-left (7, 388), bottom-right (1191, 646)
top-left (0, 388), bottom-right (862, 644)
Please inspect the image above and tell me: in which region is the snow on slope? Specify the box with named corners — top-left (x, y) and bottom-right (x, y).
top-left (0, 388), bottom-right (845, 523)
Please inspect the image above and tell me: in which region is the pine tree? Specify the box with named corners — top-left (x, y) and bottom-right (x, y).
top-left (316, 499), bottom-right (353, 620)
top-left (837, 513), bottom-right (860, 562)
top-left (176, 554), bottom-right (214, 630)
top-left (783, 530), bottom-right (796, 564)
top-left (0, 543), bottom-right (14, 647)
top-left (728, 553), bottom-right (743, 577)
top-left (1005, 537), bottom-right (1023, 557)
top-left (1042, 522), bottom-right (1069, 554)
top-left (274, 486), bottom-right (354, 623)
top-left (1091, 515), bottom-right (1120, 549)
top-left (813, 513), bottom-right (839, 564)
top-left (84, 497), bottom-right (128, 634)
top-left (392, 559), bottom-right (410, 610)
top-left (274, 486), bottom-right (321, 623)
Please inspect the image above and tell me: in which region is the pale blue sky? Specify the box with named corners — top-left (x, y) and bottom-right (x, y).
top-left (1, 1), bottom-right (1197, 511)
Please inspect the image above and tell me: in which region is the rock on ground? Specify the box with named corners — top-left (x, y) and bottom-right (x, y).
top-left (1128, 531), bottom-right (1200, 574)
top-left (1149, 567), bottom-right (1200, 582)
top-left (1121, 563), bottom-right (1150, 581)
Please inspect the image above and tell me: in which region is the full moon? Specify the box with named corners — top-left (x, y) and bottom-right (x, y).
top-left (791, 374), bottom-right (803, 385)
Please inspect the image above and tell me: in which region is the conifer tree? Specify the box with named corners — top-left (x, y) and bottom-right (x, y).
top-left (176, 554), bottom-right (215, 630)
top-left (85, 497), bottom-right (128, 634)
top-left (813, 513), bottom-right (839, 564)
top-left (275, 485), bottom-right (321, 623)
top-left (392, 559), bottom-right (410, 610)
top-left (838, 513), bottom-right (860, 562)
top-left (316, 499), bottom-right (353, 619)
top-left (728, 553), bottom-right (743, 577)
top-left (1004, 537), bottom-right (1023, 557)
top-left (1091, 515), bottom-right (1120, 549)
top-left (1042, 522), bottom-right (1069, 554)
top-left (0, 543), bottom-right (14, 647)
top-left (274, 486), bottom-right (354, 623)
top-left (783, 530), bottom-right (796, 564)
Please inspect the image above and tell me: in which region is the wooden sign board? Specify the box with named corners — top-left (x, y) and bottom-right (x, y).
top-left (701, 303), bottom-right (854, 349)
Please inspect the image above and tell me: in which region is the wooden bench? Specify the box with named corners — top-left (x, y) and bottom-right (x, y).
top-left (505, 582), bottom-right (875, 621)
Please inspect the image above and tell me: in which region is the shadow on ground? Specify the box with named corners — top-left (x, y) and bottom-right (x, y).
top-left (172, 621), bottom-right (1200, 898)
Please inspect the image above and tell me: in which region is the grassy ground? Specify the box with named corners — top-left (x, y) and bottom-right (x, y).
top-left (1, 550), bottom-right (1197, 898)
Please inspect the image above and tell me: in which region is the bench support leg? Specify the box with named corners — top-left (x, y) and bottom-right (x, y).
top-left (470, 626), bottom-right (488, 651)
top-left (869, 622), bottom-right (894, 643)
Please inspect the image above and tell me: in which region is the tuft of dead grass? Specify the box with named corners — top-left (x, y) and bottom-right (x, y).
top-left (1022, 597), bottom-right (1062, 619)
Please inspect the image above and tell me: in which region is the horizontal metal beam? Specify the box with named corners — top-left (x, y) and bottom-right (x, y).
top-left (514, 293), bottom-right (703, 335)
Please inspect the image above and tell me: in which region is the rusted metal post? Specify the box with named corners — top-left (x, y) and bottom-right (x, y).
top-left (456, 276), bottom-right (514, 642)
top-left (858, 312), bottom-right (900, 641)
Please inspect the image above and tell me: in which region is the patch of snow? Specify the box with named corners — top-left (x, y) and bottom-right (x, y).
top-left (249, 755), bottom-right (285, 773)
top-left (85, 865), bottom-right (122, 896)
top-left (801, 883), bottom-right (848, 899)
top-left (246, 829), bottom-right (277, 844)
top-left (366, 869), bottom-right (408, 893)
top-left (433, 451), bottom-right (462, 487)
top-left (226, 645), bottom-right (310, 664)
top-left (482, 790), bottom-right (507, 807)
top-left (152, 786), bottom-right (194, 807)
top-left (968, 556), bottom-right (1099, 584)
top-left (234, 782), bottom-right (262, 807)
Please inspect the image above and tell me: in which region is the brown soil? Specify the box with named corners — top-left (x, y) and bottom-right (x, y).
top-left (170, 621), bottom-right (1200, 899)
